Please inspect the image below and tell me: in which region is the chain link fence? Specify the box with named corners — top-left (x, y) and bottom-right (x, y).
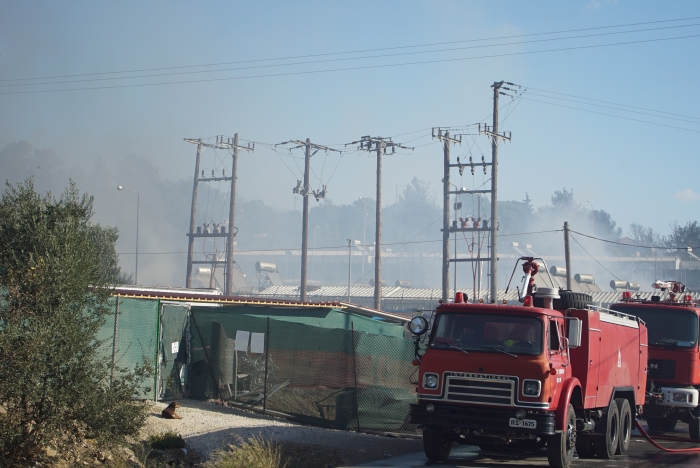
top-left (96, 297), bottom-right (160, 399)
top-left (188, 308), bottom-right (419, 434)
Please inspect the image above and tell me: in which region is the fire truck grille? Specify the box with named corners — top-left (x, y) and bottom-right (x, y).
top-left (445, 376), bottom-right (514, 406)
top-left (648, 359), bottom-right (676, 381)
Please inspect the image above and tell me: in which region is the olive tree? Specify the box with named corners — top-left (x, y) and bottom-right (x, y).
top-left (0, 180), bottom-right (148, 465)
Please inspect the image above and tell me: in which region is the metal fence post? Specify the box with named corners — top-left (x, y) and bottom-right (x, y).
top-left (110, 297), bottom-right (120, 386)
top-left (351, 322), bottom-right (361, 432)
top-left (263, 317), bottom-right (270, 415)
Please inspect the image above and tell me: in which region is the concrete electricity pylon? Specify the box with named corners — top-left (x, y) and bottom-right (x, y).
top-left (479, 81), bottom-right (515, 302)
top-left (433, 129), bottom-right (462, 302)
top-left (183, 135), bottom-right (254, 294)
top-left (277, 139), bottom-right (340, 302)
top-left (346, 136), bottom-right (413, 310)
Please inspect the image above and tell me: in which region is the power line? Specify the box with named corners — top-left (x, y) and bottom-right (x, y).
top-left (3, 34), bottom-right (700, 96)
top-left (570, 229), bottom-right (700, 250)
top-left (523, 86), bottom-right (700, 121)
top-left (524, 91), bottom-right (700, 125)
top-left (520, 96), bottom-right (700, 134)
top-left (5, 16), bottom-right (699, 84)
top-left (116, 229), bottom-right (563, 255)
top-left (5, 23), bottom-right (700, 89)
top-left (570, 233), bottom-right (623, 281)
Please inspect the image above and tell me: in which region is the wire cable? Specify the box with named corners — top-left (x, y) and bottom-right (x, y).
top-left (4, 34), bottom-right (700, 95)
top-left (6, 16), bottom-right (700, 84)
top-left (570, 233), bottom-right (623, 281)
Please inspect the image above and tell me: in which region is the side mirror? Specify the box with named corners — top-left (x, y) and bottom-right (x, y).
top-left (567, 318), bottom-right (582, 348)
top-left (409, 316), bottom-right (429, 336)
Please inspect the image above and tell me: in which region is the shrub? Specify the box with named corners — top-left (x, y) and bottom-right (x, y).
top-left (147, 431), bottom-right (186, 450)
top-left (0, 180), bottom-right (149, 466)
top-left (205, 436), bottom-right (286, 468)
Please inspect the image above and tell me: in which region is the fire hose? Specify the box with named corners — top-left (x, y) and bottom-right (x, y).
top-left (634, 420), bottom-right (700, 453)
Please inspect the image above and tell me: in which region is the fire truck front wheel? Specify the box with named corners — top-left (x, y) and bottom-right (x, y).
top-left (689, 410), bottom-right (700, 441)
top-left (546, 404), bottom-right (576, 468)
top-left (423, 427), bottom-right (453, 462)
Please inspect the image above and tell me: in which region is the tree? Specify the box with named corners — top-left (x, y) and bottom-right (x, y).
top-left (0, 180), bottom-right (148, 465)
top-left (551, 188), bottom-right (577, 210)
top-left (665, 221), bottom-right (700, 249)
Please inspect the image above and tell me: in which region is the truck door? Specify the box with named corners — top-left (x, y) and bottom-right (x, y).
top-left (548, 318), bottom-right (569, 406)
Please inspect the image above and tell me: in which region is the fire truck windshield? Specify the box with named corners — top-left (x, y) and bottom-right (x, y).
top-left (429, 313), bottom-right (543, 356)
top-left (610, 305), bottom-right (699, 348)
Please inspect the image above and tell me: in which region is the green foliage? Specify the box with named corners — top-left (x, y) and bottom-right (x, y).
top-left (147, 431), bottom-right (186, 450)
top-left (0, 179), bottom-right (148, 466)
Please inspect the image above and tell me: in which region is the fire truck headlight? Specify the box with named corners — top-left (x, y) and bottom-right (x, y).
top-left (424, 374), bottom-right (439, 389)
top-left (523, 380), bottom-right (541, 397)
top-left (673, 393), bottom-right (688, 403)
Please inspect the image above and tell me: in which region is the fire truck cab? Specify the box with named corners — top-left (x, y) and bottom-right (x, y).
top-left (408, 258), bottom-right (648, 468)
top-left (610, 280), bottom-right (700, 440)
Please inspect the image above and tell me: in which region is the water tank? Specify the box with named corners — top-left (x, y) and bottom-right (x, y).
top-left (550, 266), bottom-right (567, 277)
top-left (395, 280), bottom-right (412, 288)
top-left (627, 282), bottom-right (641, 291)
top-left (369, 278), bottom-right (387, 287)
top-left (255, 262), bottom-right (278, 272)
top-left (610, 280), bottom-right (627, 290)
top-left (197, 267), bottom-right (211, 275)
top-left (575, 274), bottom-right (595, 284)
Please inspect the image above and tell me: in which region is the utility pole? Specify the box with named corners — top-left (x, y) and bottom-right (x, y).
top-left (184, 139), bottom-right (203, 288)
top-left (347, 238), bottom-right (352, 302)
top-left (564, 221), bottom-right (572, 290)
top-left (183, 136), bottom-right (253, 293)
top-left (225, 134), bottom-right (254, 295)
top-left (434, 128), bottom-right (461, 302)
top-left (347, 136), bottom-right (413, 310)
top-left (277, 139), bottom-right (340, 302)
top-left (479, 81), bottom-right (515, 302)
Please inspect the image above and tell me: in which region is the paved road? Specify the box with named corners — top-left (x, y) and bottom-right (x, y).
top-left (342, 423), bottom-right (700, 468)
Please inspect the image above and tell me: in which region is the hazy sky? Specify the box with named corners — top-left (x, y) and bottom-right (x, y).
top-left (2, 0), bottom-right (699, 240)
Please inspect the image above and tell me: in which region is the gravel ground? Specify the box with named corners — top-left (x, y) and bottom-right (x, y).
top-left (141, 400), bottom-right (422, 466)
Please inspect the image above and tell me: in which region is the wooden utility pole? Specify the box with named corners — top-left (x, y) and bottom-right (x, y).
top-left (564, 221), bottom-right (572, 290)
top-left (347, 136), bottom-right (413, 310)
top-left (434, 129), bottom-right (461, 302)
top-left (184, 136), bottom-right (253, 293)
top-left (277, 139), bottom-right (339, 301)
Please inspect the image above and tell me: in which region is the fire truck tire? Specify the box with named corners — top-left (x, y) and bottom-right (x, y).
top-left (547, 404), bottom-right (576, 468)
top-left (688, 415), bottom-right (700, 441)
top-left (593, 401), bottom-right (619, 459)
top-left (533, 291), bottom-right (592, 310)
top-left (615, 398), bottom-right (632, 455)
top-left (423, 428), bottom-right (452, 462)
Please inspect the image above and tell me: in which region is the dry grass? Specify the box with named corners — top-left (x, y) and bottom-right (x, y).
top-left (205, 436), bottom-right (286, 468)
top-left (204, 436), bottom-right (344, 468)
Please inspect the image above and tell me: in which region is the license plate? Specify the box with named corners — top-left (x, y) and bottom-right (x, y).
top-left (509, 418), bottom-right (536, 429)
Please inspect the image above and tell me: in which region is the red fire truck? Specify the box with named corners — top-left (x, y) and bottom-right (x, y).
top-left (408, 258), bottom-right (648, 468)
top-left (609, 280), bottom-right (700, 440)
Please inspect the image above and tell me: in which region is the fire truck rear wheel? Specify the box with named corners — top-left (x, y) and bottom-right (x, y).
top-left (615, 398), bottom-right (632, 455)
top-left (593, 401), bottom-right (619, 459)
top-left (547, 404), bottom-right (576, 468)
top-left (423, 427), bottom-right (452, 462)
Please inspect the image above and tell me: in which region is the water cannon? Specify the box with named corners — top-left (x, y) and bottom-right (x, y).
top-left (652, 280), bottom-right (687, 302)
